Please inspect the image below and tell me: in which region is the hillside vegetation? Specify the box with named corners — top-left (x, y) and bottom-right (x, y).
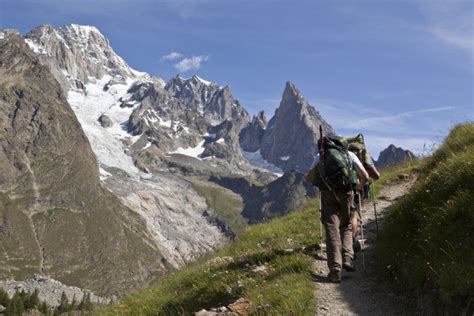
top-left (101, 199), bottom-right (321, 315)
top-left (191, 181), bottom-right (247, 238)
top-left (376, 123), bottom-right (474, 313)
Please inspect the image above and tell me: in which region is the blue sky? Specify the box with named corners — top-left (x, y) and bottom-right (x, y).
top-left (1, 0), bottom-right (473, 156)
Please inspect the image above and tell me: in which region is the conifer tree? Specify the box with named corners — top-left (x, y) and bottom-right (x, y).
top-left (71, 294), bottom-right (78, 310)
top-left (53, 307), bottom-right (61, 316)
top-left (58, 291), bottom-right (70, 313)
top-left (78, 292), bottom-right (93, 311)
top-left (0, 288), bottom-right (9, 307)
top-left (6, 292), bottom-right (24, 316)
top-left (25, 289), bottom-right (39, 310)
top-left (39, 301), bottom-right (49, 315)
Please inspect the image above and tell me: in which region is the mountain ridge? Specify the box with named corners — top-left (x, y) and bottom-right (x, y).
top-left (376, 144), bottom-right (416, 169)
top-left (0, 30), bottom-right (168, 296)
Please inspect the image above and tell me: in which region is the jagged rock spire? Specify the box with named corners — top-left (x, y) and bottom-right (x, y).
top-left (260, 81), bottom-right (334, 172)
top-left (239, 111), bottom-right (268, 153)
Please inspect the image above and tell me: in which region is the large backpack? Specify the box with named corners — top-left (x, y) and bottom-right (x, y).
top-left (346, 134), bottom-right (374, 168)
top-left (311, 136), bottom-right (356, 191)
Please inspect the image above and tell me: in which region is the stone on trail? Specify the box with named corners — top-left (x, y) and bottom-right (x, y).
top-left (228, 297), bottom-right (253, 315)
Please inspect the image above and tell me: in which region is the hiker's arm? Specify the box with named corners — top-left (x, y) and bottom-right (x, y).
top-left (356, 166), bottom-right (369, 190)
top-left (349, 152), bottom-right (369, 190)
top-left (366, 164), bottom-right (380, 180)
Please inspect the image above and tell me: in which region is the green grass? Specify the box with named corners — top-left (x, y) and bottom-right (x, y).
top-left (191, 181), bottom-right (247, 237)
top-left (376, 123), bottom-right (474, 312)
top-left (372, 159), bottom-right (422, 197)
top-left (99, 198), bottom-right (321, 315)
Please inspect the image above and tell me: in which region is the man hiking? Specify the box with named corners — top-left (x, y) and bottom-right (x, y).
top-left (346, 134), bottom-right (381, 240)
top-left (305, 132), bottom-right (369, 283)
top-left (347, 134), bottom-right (381, 181)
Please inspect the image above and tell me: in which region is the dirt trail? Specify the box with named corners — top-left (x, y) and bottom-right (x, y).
top-left (313, 178), bottom-right (416, 315)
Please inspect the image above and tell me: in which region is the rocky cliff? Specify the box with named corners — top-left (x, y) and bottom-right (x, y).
top-left (21, 24), bottom-right (228, 276)
top-left (239, 111), bottom-right (268, 152)
top-left (24, 24), bottom-right (142, 92)
top-left (376, 144), bottom-right (416, 169)
top-left (0, 30), bottom-right (168, 296)
top-left (210, 171), bottom-right (317, 224)
top-left (260, 82), bottom-right (334, 173)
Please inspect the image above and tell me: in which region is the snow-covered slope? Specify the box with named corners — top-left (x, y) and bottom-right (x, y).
top-left (241, 150), bottom-right (283, 176)
top-left (24, 24), bottom-right (227, 268)
top-left (67, 75), bottom-right (143, 176)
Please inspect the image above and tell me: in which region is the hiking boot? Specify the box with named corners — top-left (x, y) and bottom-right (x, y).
top-left (327, 270), bottom-right (341, 283)
top-left (343, 259), bottom-right (356, 272)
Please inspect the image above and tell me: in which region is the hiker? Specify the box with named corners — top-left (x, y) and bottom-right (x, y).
top-left (347, 134), bottom-right (380, 181)
top-left (346, 134), bottom-right (381, 239)
top-left (305, 133), bottom-right (369, 283)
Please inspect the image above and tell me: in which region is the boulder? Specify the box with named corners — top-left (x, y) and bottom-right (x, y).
top-left (98, 114), bottom-right (113, 128)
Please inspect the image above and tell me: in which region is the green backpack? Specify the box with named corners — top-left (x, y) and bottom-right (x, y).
top-left (311, 136), bottom-right (356, 191)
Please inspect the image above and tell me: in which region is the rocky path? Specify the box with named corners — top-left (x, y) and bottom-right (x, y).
top-left (312, 178), bottom-right (416, 315)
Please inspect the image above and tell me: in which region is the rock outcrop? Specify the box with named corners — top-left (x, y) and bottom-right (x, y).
top-left (0, 30), bottom-right (167, 296)
top-left (239, 111), bottom-right (267, 152)
top-left (260, 82), bottom-right (334, 172)
top-left (125, 75), bottom-right (250, 163)
top-left (24, 24), bottom-right (141, 92)
top-left (210, 171), bottom-right (317, 224)
top-left (0, 275), bottom-right (109, 307)
top-left (376, 144), bottom-right (416, 169)
top-left (98, 114), bottom-right (113, 128)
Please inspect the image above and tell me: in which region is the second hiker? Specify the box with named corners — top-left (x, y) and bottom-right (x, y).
top-left (306, 133), bottom-right (369, 283)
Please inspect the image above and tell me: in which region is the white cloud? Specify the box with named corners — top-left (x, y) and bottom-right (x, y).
top-left (418, 0), bottom-right (474, 55)
top-left (347, 106), bottom-right (455, 131)
top-left (312, 98), bottom-right (458, 155)
top-left (161, 51), bottom-right (183, 61)
top-left (163, 0), bottom-right (212, 19)
top-left (174, 55), bottom-right (209, 72)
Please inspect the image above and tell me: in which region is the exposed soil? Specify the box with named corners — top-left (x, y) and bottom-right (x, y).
top-left (312, 178), bottom-right (416, 315)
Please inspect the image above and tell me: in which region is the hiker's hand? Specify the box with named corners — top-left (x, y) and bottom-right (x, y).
top-left (356, 183), bottom-right (365, 192)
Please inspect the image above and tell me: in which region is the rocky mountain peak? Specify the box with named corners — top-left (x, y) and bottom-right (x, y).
top-left (0, 29), bottom-right (21, 39)
top-left (253, 111), bottom-right (268, 127)
top-left (24, 24), bottom-right (143, 91)
top-left (239, 111), bottom-right (268, 153)
top-left (161, 75), bottom-right (248, 127)
top-left (0, 31), bottom-right (167, 296)
top-left (259, 82), bottom-right (334, 172)
top-left (281, 81), bottom-right (301, 103)
top-left (376, 144), bottom-right (416, 169)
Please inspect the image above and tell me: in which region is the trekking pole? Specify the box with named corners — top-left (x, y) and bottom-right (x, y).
top-left (318, 192), bottom-right (324, 254)
top-left (318, 124), bottom-right (325, 255)
top-left (370, 180), bottom-right (379, 235)
top-left (357, 192), bottom-right (366, 273)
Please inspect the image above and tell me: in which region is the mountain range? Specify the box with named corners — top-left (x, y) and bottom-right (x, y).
top-left (0, 23), bottom-right (414, 297)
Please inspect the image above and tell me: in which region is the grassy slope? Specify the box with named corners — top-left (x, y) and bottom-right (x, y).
top-left (101, 199), bottom-right (321, 315)
top-left (375, 123), bottom-right (474, 312)
top-left (191, 181), bottom-right (247, 237)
